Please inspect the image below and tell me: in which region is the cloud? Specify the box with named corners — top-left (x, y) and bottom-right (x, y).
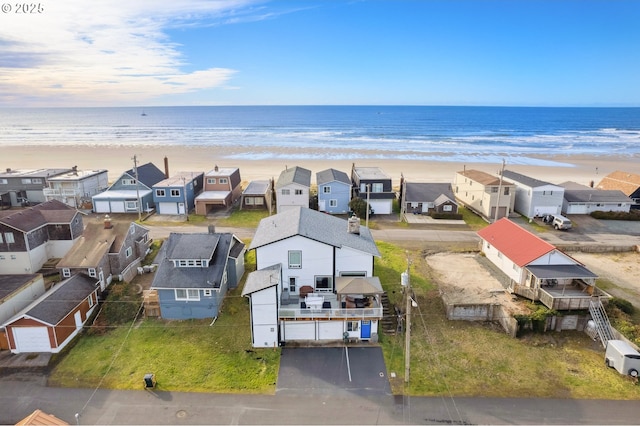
top-left (0, 0), bottom-right (262, 106)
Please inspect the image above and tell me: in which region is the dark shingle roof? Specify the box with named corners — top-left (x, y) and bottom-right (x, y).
top-left (316, 169), bottom-right (350, 186)
top-left (242, 180), bottom-right (271, 195)
top-left (124, 162), bottom-right (166, 189)
top-left (151, 233), bottom-right (234, 289)
top-left (0, 200), bottom-right (76, 232)
top-left (563, 189), bottom-right (633, 203)
top-left (502, 170), bottom-right (557, 188)
top-left (526, 264), bottom-right (597, 280)
top-left (0, 274), bottom-right (41, 300)
top-left (242, 264), bottom-right (281, 296)
top-left (25, 274), bottom-right (97, 325)
top-left (249, 207), bottom-right (380, 257)
top-left (404, 182), bottom-right (455, 203)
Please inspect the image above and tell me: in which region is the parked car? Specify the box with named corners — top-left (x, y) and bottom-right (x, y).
top-left (542, 214), bottom-right (572, 230)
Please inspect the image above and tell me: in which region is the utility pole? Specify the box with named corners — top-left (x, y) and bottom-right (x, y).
top-left (132, 155), bottom-right (141, 222)
top-left (365, 184), bottom-right (370, 228)
top-left (182, 176), bottom-right (189, 221)
top-left (403, 254), bottom-right (412, 383)
top-left (494, 158), bottom-right (506, 223)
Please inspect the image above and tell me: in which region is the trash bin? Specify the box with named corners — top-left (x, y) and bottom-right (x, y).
top-left (143, 373), bottom-right (156, 388)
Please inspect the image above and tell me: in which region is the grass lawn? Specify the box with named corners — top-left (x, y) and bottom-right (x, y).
top-left (458, 206), bottom-right (489, 230)
top-left (216, 209), bottom-right (271, 228)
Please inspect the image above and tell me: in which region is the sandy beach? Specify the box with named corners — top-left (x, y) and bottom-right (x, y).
top-left (3, 145), bottom-right (638, 187)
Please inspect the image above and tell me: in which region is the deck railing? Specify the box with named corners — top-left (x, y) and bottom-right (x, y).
top-left (279, 306), bottom-right (383, 320)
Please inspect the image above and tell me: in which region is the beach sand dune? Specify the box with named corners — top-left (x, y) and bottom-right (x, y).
top-left (3, 145), bottom-right (636, 187)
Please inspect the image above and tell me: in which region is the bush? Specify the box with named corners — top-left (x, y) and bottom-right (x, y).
top-left (429, 212), bottom-right (463, 220)
top-left (590, 210), bottom-right (640, 221)
top-left (610, 297), bottom-right (635, 315)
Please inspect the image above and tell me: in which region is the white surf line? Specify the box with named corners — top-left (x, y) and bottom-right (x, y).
top-left (345, 346), bottom-right (352, 382)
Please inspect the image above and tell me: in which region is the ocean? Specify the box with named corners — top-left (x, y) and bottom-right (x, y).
top-left (1, 106), bottom-right (639, 166)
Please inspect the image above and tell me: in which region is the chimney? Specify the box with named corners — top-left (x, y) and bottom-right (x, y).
top-left (164, 156), bottom-right (170, 179)
top-left (72, 165), bottom-right (78, 175)
top-left (214, 165), bottom-right (219, 172)
top-left (103, 214), bottom-right (113, 229)
top-left (6, 168), bottom-right (11, 173)
top-left (347, 216), bottom-right (360, 235)
top-left (208, 224), bottom-right (216, 234)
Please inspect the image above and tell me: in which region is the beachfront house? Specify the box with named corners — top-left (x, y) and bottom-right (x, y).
top-left (92, 162), bottom-right (166, 214)
top-left (0, 274), bottom-right (47, 350)
top-left (275, 166), bottom-right (311, 213)
top-left (317, 168), bottom-right (351, 214)
top-left (400, 181), bottom-right (458, 216)
top-left (240, 180), bottom-right (273, 212)
top-left (3, 273), bottom-right (100, 353)
top-left (152, 171), bottom-right (204, 215)
top-left (453, 169), bottom-right (515, 222)
top-left (559, 181), bottom-right (633, 215)
top-left (477, 218), bottom-right (609, 310)
top-left (43, 166), bottom-right (109, 209)
top-left (597, 171), bottom-right (640, 210)
top-left (194, 166), bottom-right (242, 215)
top-left (501, 170), bottom-right (564, 219)
top-left (350, 165), bottom-right (395, 215)
top-left (243, 207), bottom-right (383, 346)
top-left (0, 168), bottom-right (72, 207)
top-left (56, 217), bottom-right (150, 291)
top-left (148, 231), bottom-right (245, 320)
top-left (0, 200), bottom-right (83, 275)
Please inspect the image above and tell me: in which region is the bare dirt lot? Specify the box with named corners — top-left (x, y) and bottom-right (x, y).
top-left (571, 251), bottom-right (640, 308)
top-left (424, 252), bottom-right (530, 315)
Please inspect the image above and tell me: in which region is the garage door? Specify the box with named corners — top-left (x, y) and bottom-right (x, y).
top-left (158, 202), bottom-right (178, 215)
top-left (12, 327), bottom-right (51, 353)
top-left (318, 321), bottom-right (343, 340)
top-left (110, 201), bottom-right (126, 213)
top-left (369, 200), bottom-right (392, 215)
top-left (93, 200), bottom-right (111, 213)
top-left (568, 203), bottom-right (588, 214)
top-left (283, 321), bottom-right (315, 341)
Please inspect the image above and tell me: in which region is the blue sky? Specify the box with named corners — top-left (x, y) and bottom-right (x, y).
top-left (1, 0), bottom-right (638, 107)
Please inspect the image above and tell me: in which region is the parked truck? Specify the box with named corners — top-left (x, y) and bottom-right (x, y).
top-left (605, 339), bottom-right (640, 377)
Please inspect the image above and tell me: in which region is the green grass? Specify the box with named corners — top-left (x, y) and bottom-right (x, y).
top-left (459, 206), bottom-right (489, 230)
top-left (216, 209), bottom-right (271, 228)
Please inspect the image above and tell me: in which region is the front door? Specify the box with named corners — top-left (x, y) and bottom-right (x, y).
top-left (360, 320), bottom-right (371, 339)
top-left (178, 203), bottom-right (185, 214)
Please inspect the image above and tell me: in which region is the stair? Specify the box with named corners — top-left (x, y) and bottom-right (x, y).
top-left (380, 292), bottom-right (398, 335)
top-left (589, 298), bottom-right (614, 348)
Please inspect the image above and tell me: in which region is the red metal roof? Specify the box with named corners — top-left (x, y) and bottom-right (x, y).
top-left (476, 218), bottom-right (555, 267)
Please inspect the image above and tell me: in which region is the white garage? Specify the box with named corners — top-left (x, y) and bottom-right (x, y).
top-left (318, 321), bottom-right (343, 340)
top-left (368, 199), bottom-right (392, 215)
top-left (93, 200), bottom-right (125, 213)
top-left (12, 327), bottom-right (51, 353)
top-left (282, 321), bottom-right (315, 341)
top-left (158, 202), bottom-right (178, 215)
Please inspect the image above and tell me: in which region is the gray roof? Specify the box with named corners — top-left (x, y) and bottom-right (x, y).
top-left (0, 168), bottom-right (71, 179)
top-left (249, 207), bottom-right (380, 257)
top-left (153, 171), bottom-right (203, 188)
top-left (316, 169), bottom-right (350, 186)
top-left (353, 167), bottom-right (391, 180)
top-left (151, 233), bottom-right (234, 289)
top-left (563, 189), bottom-right (633, 203)
top-left (404, 182), bottom-right (455, 203)
top-left (0, 199), bottom-right (77, 232)
top-left (526, 264), bottom-right (598, 280)
top-left (276, 166), bottom-right (311, 189)
top-left (0, 274), bottom-right (41, 300)
top-left (123, 162), bottom-right (167, 189)
top-left (502, 170), bottom-right (558, 188)
top-left (22, 274), bottom-right (97, 326)
top-left (243, 180), bottom-right (271, 195)
top-left (166, 233), bottom-right (220, 260)
top-left (241, 264), bottom-right (281, 296)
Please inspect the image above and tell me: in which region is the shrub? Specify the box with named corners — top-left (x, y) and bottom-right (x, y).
top-left (590, 210), bottom-right (640, 221)
top-left (610, 297), bottom-right (635, 315)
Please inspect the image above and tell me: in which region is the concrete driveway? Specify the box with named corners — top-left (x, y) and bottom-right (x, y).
top-left (277, 347), bottom-right (391, 397)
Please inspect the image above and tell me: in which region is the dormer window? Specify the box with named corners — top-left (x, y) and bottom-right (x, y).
top-left (174, 259), bottom-right (208, 268)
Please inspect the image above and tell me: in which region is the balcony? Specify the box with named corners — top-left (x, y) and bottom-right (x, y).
top-left (513, 279), bottom-right (610, 311)
top-left (43, 188), bottom-right (79, 197)
top-left (279, 292), bottom-right (383, 320)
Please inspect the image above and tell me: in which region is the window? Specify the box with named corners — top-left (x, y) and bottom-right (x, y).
top-left (122, 178), bottom-right (136, 185)
top-left (203, 289), bottom-right (212, 296)
top-left (282, 189), bottom-right (290, 195)
top-left (314, 276), bottom-right (332, 292)
top-left (125, 247), bottom-right (132, 258)
top-left (155, 189), bottom-right (166, 197)
top-left (0, 233), bottom-right (2, 243)
top-left (0, 179), bottom-right (7, 184)
top-left (32, 178), bottom-right (42, 184)
top-left (504, 187), bottom-right (510, 195)
top-left (130, 224), bottom-right (135, 234)
top-left (254, 197), bottom-right (263, 205)
top-left (126, 201), bottom-right (138, 210)
top-left (329, 199), bottom-right (338, 207)
top-left (207, 178), bottom-right (216, 184)
top-left (170, 189), bottom-right (180, 197)
top-left (245, 197), bottom-right (254, 205)
top-left (491, 187), bottom-right (498, 193)
top-left (323, 186), bottom-right (331, 194)
top-left (0, 255), bottom-right (4, 260)
top-left (372, 183), bottom-right (383, 193)
top-left (4, 232), bottom-right (14, 243)
top-left (219, 178), bottom-right (228, 184)
top-left (443, 205), bottom-right (453, 212)
top-left (289, 277), bottom-right (297, 292)
top-left (88, 294), bottom-right (94, 308)
top-left (62, 268), bottom-right (71, 278)
top-left (288, 250), bottom-right (302, 269)
top-left (21, 178), bottom-right (32, 184)
top-left (175, 289), bottom-right (200, 301)
top-left (88, 268), bottom-right (96, 277)
top-left (347, 321), bottom-right (359, 332)
top-left (294, 189), bottom-right (303, 195)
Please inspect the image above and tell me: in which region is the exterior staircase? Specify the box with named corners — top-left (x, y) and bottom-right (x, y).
top-left (380, 292), bottom-right (398, 335)
top-left (589, 298), bottom-right (614, 348)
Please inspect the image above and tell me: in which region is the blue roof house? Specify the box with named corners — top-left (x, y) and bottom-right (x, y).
top-left (152, 171), bottom-right (204, 215)
top-left (317, 169), bottom-right (351, 214)
top-left (92, 162), bottom-right (166, 214)
top-left (150, 231), bottom-right (246, 320)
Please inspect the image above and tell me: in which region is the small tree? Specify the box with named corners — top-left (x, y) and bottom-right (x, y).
top-left (349, 197), bottom-right (368, 218)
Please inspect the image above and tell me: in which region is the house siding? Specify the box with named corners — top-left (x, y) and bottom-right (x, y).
top-left (318, 181), bottom-right (351, 214)
top-left (335, 246), bottom-right (374, 277)
top-left (247, 286), bottom-right (279, 348)
top-left (276, 183), bottom-right (310, 212)
top-left (157, 288), bottom-right (223, 320)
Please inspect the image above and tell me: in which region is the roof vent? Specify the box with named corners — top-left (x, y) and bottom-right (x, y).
top-left (104, 214), bottom-right (113, 229)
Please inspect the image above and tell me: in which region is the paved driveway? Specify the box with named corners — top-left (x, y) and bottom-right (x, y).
top-left (277, 347), bottom-right (391, 396)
